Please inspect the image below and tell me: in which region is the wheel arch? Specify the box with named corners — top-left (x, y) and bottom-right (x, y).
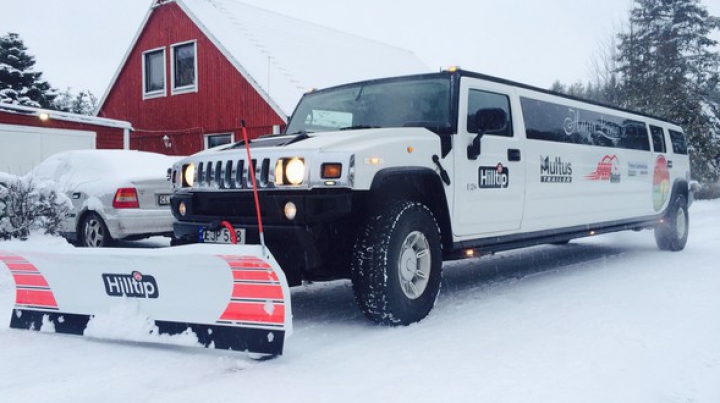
top-left (664, 179), bottom-right (689, 217)
top-left (75, 208), bottom-right (113, 240)
top-left (369, 167), bottom-right (453, 252)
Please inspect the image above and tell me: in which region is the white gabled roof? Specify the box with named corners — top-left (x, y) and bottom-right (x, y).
top-left (181, 0), bottom-right (431, 116)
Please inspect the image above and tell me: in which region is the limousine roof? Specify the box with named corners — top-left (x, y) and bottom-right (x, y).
top-left (304, 68), bottom-right (681, 128)
top-left (455, 68), bottom-right (681, 128)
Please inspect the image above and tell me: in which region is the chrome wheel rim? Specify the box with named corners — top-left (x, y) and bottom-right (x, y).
top-left (397, 231), bottom-right (431, 300)
top-left (676, 207), bottom-right (687, 240)
top-left (84, 217), bottom-right (105, 247)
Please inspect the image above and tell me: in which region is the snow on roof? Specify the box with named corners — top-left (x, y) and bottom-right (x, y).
top-left (0, 102), bottom-right (131, 129)
top-left (177, 0), bottom-right (432, 116)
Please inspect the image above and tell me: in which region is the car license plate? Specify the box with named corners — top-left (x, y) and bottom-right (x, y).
top-left (158, 194), bottom-right (171, 206)
top-left (201, 228), bottom-right (246, 244)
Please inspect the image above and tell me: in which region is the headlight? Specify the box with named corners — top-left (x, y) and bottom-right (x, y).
top-left (274, 157), bottom-right (305, 186)
top-left (182, 163), bottom-right (195, 187)
top-left (284, 158), bottom-right (305, 185)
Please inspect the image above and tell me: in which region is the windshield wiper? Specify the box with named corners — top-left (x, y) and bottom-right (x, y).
top-left (339, 125), bottom-right (380, 131)
top-left (286, 131), bottom-right (312, 145)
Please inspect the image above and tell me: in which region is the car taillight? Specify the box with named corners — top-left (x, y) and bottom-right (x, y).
top-left (113, 188), bottom-right (140, 209)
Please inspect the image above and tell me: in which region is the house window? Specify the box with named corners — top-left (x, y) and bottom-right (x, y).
top-left (205, 133), bottom-right (233, 149)
top-left (171, 41), bottom-right (197, 94)
top-left (142, 47), bottom-right (166, 99)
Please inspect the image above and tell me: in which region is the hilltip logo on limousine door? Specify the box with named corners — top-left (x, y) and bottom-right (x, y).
top-left (478, 163), bottom-right (509, 189)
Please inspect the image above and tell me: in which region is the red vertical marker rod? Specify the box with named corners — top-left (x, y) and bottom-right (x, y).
top-left (240, 120), bottom-right (266, 254)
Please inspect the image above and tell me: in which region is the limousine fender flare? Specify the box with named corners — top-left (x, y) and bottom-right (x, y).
top-left (668, 179), bottom-right (689, 213)
top-left (368, 167), bottom-right (453, 252)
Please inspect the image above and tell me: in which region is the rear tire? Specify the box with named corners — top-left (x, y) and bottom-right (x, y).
top-left (655, 194), bottom-right (689, 251)
top-left (351, 201), bottom-right (442, 325)
top-left (79, 212), bottom-right (115, 248)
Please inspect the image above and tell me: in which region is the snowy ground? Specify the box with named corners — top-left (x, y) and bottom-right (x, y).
top-left (1, 200), bottom-right (720, 403)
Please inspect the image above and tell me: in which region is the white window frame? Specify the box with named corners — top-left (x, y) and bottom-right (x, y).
top-left (204, 133), bottom-right (234, 150)
top-left (171, 40), bottom-right (198, 95)
top-left (142, 46), bottom-right (167, 100)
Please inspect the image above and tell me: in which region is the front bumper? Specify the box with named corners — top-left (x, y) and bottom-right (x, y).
top-left (171, 189), bottom-right (360, 285)
top-left (170, 189), bottom-right (354, 226)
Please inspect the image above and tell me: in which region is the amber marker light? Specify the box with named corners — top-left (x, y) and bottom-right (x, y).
top-left (321, 163), bottom-right (342, 179)
top-left (407, 146), bottom-right (414, 154)
top-left (364, 157), bottom-right (383, 165)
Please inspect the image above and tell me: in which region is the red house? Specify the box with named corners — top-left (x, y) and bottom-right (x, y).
top-left (96, 0), bottom-right (430, 156)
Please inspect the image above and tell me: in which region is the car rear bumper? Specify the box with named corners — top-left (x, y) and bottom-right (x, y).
top-left (104, 209), bottom-right (175, 240)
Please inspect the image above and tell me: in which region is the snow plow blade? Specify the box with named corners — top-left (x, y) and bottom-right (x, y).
top-left (0, 243), bottom-right (292, 356)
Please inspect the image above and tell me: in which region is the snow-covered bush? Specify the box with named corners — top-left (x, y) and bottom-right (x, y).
top-left (0, 173), bottom-right (72, 240)
top-left (696, 181), bottom-right (720, 200)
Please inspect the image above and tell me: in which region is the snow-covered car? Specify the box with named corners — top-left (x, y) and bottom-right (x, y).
top-left (28, 150), bottom-right (180, 247)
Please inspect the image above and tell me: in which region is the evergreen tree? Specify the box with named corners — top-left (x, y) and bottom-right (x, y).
top-left (615, 0), bottom-right (720, 182)
top-left (0, 32), bottom-right (56, 108)
top-left (53, 87), bottom-right (98, 115)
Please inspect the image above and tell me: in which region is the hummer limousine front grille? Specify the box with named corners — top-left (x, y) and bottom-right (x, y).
top-left (183, 157), bottom-right (274, 190)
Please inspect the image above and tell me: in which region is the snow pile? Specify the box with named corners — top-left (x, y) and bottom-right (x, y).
top-left (83, 299), bottom-right (201, 348)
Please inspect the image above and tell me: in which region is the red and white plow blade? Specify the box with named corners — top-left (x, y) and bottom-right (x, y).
top-left (0, 244), bottom-right (292, 356)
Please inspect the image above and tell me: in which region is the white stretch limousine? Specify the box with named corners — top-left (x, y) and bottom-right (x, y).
top-left (170, 68), bottom-right (695, 325)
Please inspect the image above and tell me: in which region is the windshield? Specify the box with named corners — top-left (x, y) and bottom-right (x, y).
top-left (286, 76), bottom-right (452, 135)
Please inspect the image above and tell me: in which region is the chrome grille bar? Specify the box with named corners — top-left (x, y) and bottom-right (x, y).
top-left (178, 157), bottom-right (274, 190)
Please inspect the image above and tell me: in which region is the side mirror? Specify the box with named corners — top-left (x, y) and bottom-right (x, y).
top-left (467, 108), bottom-right (507, 160)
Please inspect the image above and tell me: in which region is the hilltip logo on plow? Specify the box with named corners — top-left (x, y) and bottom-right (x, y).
top-left (103, 271), bottom-right (160, 298)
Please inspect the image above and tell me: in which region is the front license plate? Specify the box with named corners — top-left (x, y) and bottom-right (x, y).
top-left (201, 228), bottom-right (246, 244)
top-left (158, 194), bottom-right (171, 206)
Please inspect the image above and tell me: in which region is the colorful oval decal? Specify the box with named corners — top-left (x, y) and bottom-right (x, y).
top-left (652, 155), bottom-right (670, 211)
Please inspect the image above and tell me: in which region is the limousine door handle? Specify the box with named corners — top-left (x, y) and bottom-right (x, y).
top-left (508, 149), bottom-right (522, 162)
top-left (667, 160), bottom-right (673, 168)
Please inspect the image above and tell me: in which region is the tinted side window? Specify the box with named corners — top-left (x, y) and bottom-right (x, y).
top-left (467, 90), bottom-right (513, 136)
top-left (649, 125), bottom-right (666, 153)
top-left (521, 97), bottom-right (650, 150)
top-left (616, 121), bottom-right (651, 151)
top-left (669, 130), bottom-right (688, 154)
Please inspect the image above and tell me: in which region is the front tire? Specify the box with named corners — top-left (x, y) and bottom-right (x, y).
top-left (655, 194), bottom-right (689, 251)
top-left (351, 201), bottom-right (442, 325)
top-left (79, 212), bottom-right (115, 248)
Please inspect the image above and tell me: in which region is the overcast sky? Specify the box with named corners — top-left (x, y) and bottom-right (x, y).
top-left (1, 0), bottom-right (718, 99)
